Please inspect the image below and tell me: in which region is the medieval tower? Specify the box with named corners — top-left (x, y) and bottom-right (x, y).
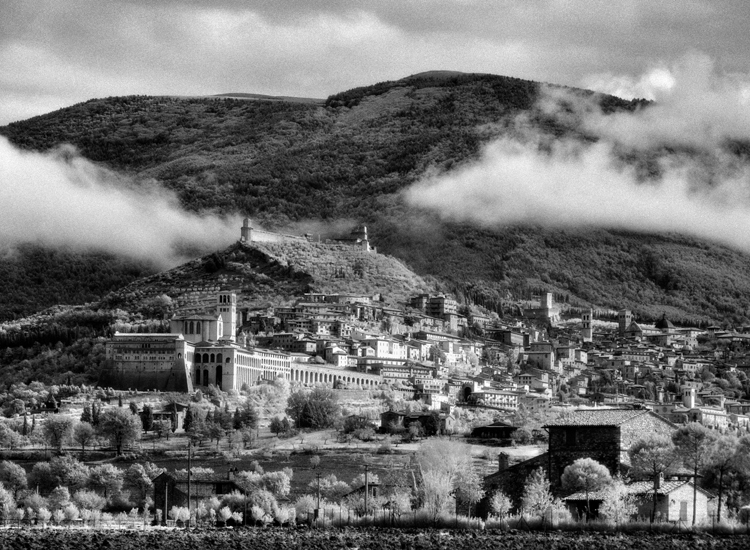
top-left (618, 309), bottom-right (632, 337)
top-left (217, 292), bottom-right (237, 342)
top-left (581, 308), bottom-right (593, 342)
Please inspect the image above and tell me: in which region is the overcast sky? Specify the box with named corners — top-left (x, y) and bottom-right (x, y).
top-left (2, 0), bottom-right (750, 125)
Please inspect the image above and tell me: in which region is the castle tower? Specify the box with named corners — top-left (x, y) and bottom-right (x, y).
top-left (682, 386), bottom-right (697, 409)
top-left (216, 292), bottom-right (237, 342)
top-left (240, 218), bottom-right (253, 243)
top-left (351, 225), bottom-right (371, 252)
top-left (581, 308), bottom-right (593, 342)
top-left (618, 309), bottom-right (632, 337)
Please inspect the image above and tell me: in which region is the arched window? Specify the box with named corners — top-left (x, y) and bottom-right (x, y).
top-left (217, 353), bottom-right (223, 363)
top-left (203, 369), bottom-right (209, 386)
top-left (210, 353), bottom-right (215, 363)
top-left (188, 321), bottom-right (194, 334)
top-left (216, 365), bottom-right (223, 388)
top-left (196, 321), bottom-right (202, 335)
top-left (202, 353), bottom-right (209, 363)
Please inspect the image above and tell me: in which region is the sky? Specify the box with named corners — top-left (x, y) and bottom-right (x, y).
top-left (3, 0), bottom-right (750, 125)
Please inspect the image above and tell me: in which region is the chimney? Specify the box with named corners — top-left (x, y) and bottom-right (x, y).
top-left (655, 471), bottom-right (663, 489)
top-left (498, 452), bottom-right (510, 473)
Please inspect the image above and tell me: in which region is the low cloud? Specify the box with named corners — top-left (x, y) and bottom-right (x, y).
top-left (0, 137), bottom-right (240, 268)
top-left (406, 53), bottom-right (750, 253)
top-left (582, 53), bottom-right (750, 150)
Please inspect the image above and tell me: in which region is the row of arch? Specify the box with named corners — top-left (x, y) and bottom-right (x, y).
top-left (195, 365), bottom-right (222, 388)
top-left (289, 367), bottom-right (377, 387)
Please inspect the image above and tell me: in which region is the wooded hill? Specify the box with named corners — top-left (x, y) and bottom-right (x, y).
top-left (3, 71), bottom-right (750, 325)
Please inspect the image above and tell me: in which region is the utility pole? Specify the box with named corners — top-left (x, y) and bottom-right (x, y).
top-left (187, 441), bottom-right (192, 530)
top-left (316, 472), bottom-right (321, 520)
top-left (364, 464), bottom-right (369, 517)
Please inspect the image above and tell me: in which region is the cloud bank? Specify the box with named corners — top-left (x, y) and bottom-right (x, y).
top-left (0, 137), bottom-right (240, 268)
top-left (406, 54), bottom-right (750, 254)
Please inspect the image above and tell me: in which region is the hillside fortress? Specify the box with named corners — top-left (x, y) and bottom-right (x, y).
top-left (239, 217), bottom-right (375, 253)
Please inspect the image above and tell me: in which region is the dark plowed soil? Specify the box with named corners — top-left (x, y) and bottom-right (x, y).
top-left (1, 528), bottom-right (749, 550)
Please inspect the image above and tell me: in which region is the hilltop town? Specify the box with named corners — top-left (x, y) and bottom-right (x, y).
top-left (104, 220), bottom-right (750, 432)
top-left (2, 219), bottom-right (750, 532)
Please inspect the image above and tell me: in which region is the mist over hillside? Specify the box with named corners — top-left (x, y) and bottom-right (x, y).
top-left (3, 66), bottom-right (750, 324)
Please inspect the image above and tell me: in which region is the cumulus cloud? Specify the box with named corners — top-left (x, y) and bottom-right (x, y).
top-left (0, 137), bottom-right (240, 267)
top-left (406, 53), bottom-right (750, 254)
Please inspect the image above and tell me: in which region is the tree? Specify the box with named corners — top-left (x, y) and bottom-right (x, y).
top-left (183, 406), bottom-right (194, 432)
top-left (42, 415), bottom-right (74, 452)
top-left (269, 416), bottom-right (289, 436)
top-left (72, 489), bottom-right (107, 512)
top-left (0, 460), bottom-right (27, 499)
top-left (521, 467), bottom-right (552, 518)
top-left (233, 401), bottom-right (258, 430)
top-left (705, 433), bottom-right (741, 522)
top-left (453, 466), bottom-right (485, 517)
top-left (489, 490), bottom-right (512, 519)
top-left (80, 403), bottom-right (93, 424)
top-left (0, 484), bottom-right (15, 523)
top-left (628, 435), bottom-right (677, 522)
top-left (98, 407), bottom-right (142, 455)
top-left (141, 405), bottom-right (154, 432)
top-left (416, 439), bottom-right (472, 522)
top-left (598, 476), bottom-right (637, 524)
top-left (49, 455), bottom-right (90, 490)
top-left (672, 422), bottom-right (718, 525)
top-left (124, 464), bottom-right (153, 507)
top-left (89, 464), bottom-right (124, 500)
top-left (73, 421), bottom-right (96, 456)
top-left (287, 388), bottom-right (341, 430)
top-left (286, 391), bottom-right (309, 429)
top-left (560, 458), bottom-right (611, 518)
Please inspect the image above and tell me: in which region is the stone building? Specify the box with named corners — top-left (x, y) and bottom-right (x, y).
top-left (481, 408), bottom-right (677, 514)
top-left (153, 470), bottom-right (245, 522)
top-left (543, 408), bottom-right (676, 488)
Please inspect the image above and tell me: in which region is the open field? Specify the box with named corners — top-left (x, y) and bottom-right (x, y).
top-left (1, 528), bottom-right (749, 550)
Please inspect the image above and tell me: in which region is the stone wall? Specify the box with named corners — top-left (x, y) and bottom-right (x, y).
top-left (547, 426), bottom-right (622, 489)
top-left (99, 359), bottom-right (192, 392)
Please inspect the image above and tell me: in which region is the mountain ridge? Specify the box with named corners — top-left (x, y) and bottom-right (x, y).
top-left (1, 71), bottom-right (749, 325)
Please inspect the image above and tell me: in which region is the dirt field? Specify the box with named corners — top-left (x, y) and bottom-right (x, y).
top-left (1, 527), bottom-right (748, 550)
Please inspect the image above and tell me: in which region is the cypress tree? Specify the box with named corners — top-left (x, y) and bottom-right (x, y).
top-left (81, 403), bottom-right (93, 424)
top-left (183, 406), bottom-right (194, 432)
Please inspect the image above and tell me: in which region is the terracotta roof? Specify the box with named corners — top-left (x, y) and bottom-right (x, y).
top-left (543, 409), bottom-right (650, 427)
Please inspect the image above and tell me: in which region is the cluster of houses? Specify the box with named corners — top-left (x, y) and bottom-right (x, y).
top-left (104, 283), bottom-right (750, 438)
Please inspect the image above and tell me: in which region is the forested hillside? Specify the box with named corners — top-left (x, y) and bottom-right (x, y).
top-left (2, 71), bottom-right (750, 325)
